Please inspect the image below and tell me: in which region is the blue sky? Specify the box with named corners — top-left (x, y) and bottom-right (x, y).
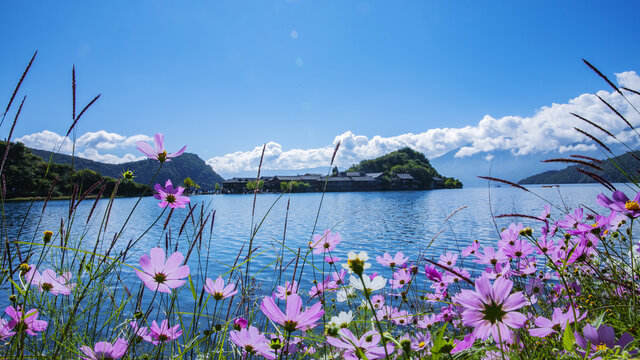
top-left (2, 1), bottom-right (640, 176)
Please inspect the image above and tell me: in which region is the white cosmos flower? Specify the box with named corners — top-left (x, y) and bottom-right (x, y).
top-left (336, 287), bottom-right (355, 302)
top-left (342, 251), bottom-right (371, 274)
top-left (350, 275), bottom-right (386, 293)
top-left (329, 311), bottom-right (353, 328)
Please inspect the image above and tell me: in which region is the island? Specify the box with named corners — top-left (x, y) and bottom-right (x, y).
top-left (222, 147), bottom-right (462, 193)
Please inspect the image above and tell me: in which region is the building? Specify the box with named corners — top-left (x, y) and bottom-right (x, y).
top-left (223, 172), bottom-right (421, 193)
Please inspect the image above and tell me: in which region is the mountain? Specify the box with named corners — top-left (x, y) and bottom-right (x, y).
top-left (348, 147), bottom-right (462, 188)
top-left (428, 145), bottom-right (625, 186)
top-left (28, 147), bottom-right (225, 191)
top-left (518, 151), bottom-right (640, 184)
top-left (1, 142), bottom-right (149, 198)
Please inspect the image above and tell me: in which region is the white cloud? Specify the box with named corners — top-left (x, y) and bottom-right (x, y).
top-left (16, 130), bottom-right (74, 153)
top-left (13, 71), bottom-right (640, 177)
top-left (16, 130), bottom-right (150, 164)
top-left (207, 71), bottom-right (640, 175)
top-left (79, 148), bottom-right (144, 163)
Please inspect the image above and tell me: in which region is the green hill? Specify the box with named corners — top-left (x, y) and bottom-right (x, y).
top-left (0, 141), bottom-right (149, 199)
top-left (518, 151), bottom-right (640, 184)
top-left (348, 147), bottom-right (462, 189)
top-left (29, 147), bottom-right (225, 191)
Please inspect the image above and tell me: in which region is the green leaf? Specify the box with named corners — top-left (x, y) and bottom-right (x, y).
top-left (563, 323), bottom-right (575, 351)
top-left (188, 275), bottom-right (197, 301)
top-left (430, 324), bottom-right (447, 360)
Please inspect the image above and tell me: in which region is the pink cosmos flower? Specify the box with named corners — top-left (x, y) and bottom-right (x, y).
top-left (79, 339), bottom-right (128, 360)
top-left (442, 267), bottom-right (471, 284)
top-left (129, 321), bottom-right (158, 345)
top-left (424, 264), bottom-right (442, 282)
top-left (371, 294), bottom-right (385, 310)
top-left (153, 180), bottom-right (190, 209)
top-left (438, 251), bottom-right (458, 267)
top-left (390, 309), bottom-right (412, 326)
top-left (529, 307), bottom-right (583, 338)
top-left (502, 240), bottom-right (533, 259)
top-left (136, 247), bottom-right (190, 293)
top-left (326, 269), bottom-right (347, 290)
top-left (575, 324), bottom-right (636, 357)
top-left (233, 317), bottom-right (248, 330)
top-left (149, 319), bottom-right (182, 343)
top-left (410, 332), bottom-right (432, 352)
top-left (555, 208), bottom-right (584, 229)
top-left (4, 306), bottom-right (47, 336)
top-left (461, 240), bottom-right (480, 257)
top-left (535, 236), bottom-right (556, 255)
top-left (327, 328), bottom-right (394, 360)
top-left (389, 268), bottom-right (412, 289)
top-left (274, 281), bottom-right (299, 300)
top-left (454, 276), bottom-right (526, 344)
top-left (451, 334), bottom-right (475, 353)
top-left (259, 294), bottom-right (324, 332)
top-left (417, 314), bottom-right (441, 329)
top-left (597, 190), bottom-right (640, 218)
top-left (308, 280), bottom-right (328, 298)
top-left (229, 326), bottom-right (275, 359)
top-left (325, 256), bottom-right (341, 264)
top-left (376, 252), bottom-right (409, 267)
top-left (474, 246), bottom-right (508, 267)
top-left (309, 230), bottom-right (341, 254)
top-left (483, 262), bottom-right (512, 280)
top-left (204, 276), bottom-right (237, 300)
top-left (0, 319), bottom-right (15, 340)
top-left (137, 133), bottom-right (187, 163)
top-left (498, 223), bottom-right (523, 248)
top-left (538, 204), bottom-right (551, 220)
top-left (25, 266), bottom-right (75, 295)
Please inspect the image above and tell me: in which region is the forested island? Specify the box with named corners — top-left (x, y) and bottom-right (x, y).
top-left (223, 147), bottom-right (462, 193)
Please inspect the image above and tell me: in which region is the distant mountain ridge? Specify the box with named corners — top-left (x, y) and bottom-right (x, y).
top-left (28, 147), bottom-right (225, 191)
top-left (518, 151), bottom-right (640, 184)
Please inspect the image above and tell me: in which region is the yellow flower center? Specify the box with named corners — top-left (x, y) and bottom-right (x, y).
top-left (157, 150), bottom-right (168, 163)
top-left (596, 343), bottom-right (607, 351)
top-left (625, 200), bottom-right (640, 211)
top-left (418, 341), bottom-right (426, 348)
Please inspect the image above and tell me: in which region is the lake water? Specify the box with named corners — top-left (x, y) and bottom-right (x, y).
top-left (2, 183), bottom-right (630, 306)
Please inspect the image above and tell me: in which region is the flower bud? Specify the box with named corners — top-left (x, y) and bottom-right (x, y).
top-left (270, 338), bottom-right (283, 350)
top-left (233, 317), bottom-right (247, 330)
top-left (19, 263), bottom-right (30, 275)
top-left (43, 231), bottom-right (53, 244)
top-left (400, 339), bottom-right (412, 353)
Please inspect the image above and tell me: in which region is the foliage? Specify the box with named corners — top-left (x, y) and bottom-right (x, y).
top-left (280, 180), bottom-right (312, 192)
top-left (0, 141), bottom-right (149, 198)
top-left (349, 147), bottom-right (463, 189)
top-left (246, 179), bottom-right (264, 191)
top-left (29, 147), bottom-right (225, 191)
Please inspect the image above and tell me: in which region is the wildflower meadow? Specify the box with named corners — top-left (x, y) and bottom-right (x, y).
top-left (1, 57), bottom-right (640, 360)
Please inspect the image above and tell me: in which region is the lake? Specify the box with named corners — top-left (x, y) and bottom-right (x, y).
top-left (2, 183), bottom-right (629, 307)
